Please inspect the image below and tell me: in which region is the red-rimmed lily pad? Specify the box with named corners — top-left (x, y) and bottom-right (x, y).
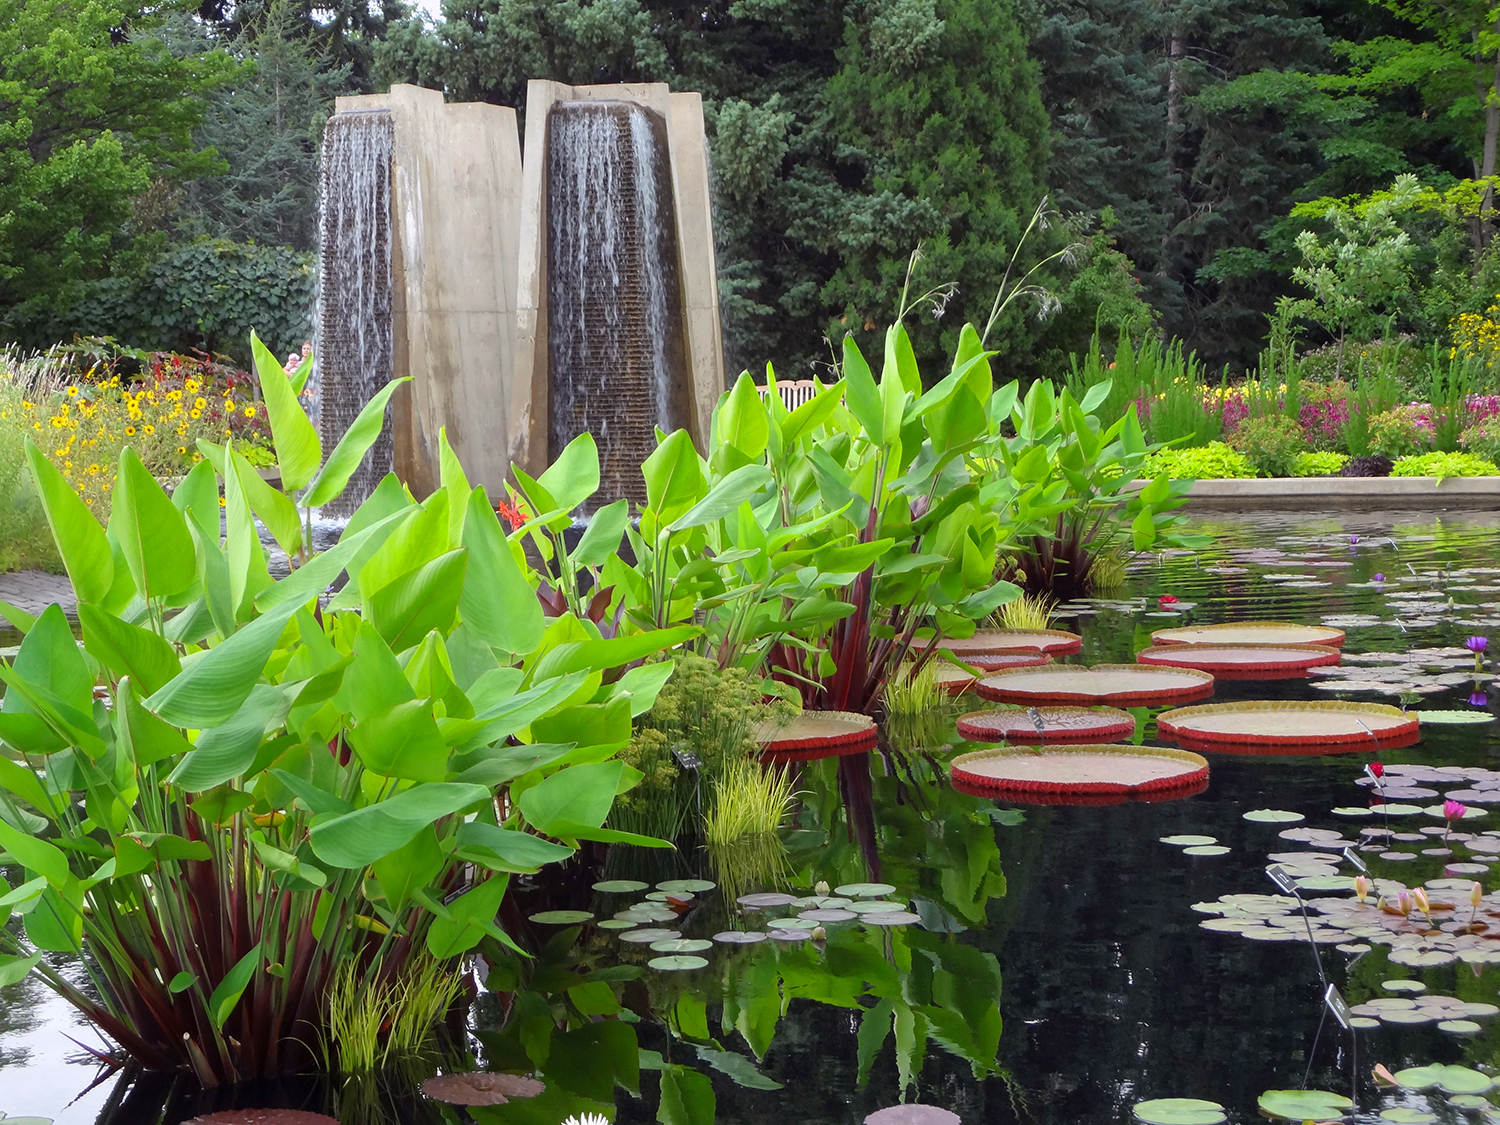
top-left (950, 744), bottom-right (1210, 799)
top-left (976, 665), bottom-right (1215, 707)
top-left (911, 628), bottom-right (1082, 656)
top-left (922, 662), bottom-right (981, 695)
top-left (755, 710), bottom-right (876, 760)
top-left (1136, 643), bottom-right (1341, 680)
top-left (945, 652), bottom-right (1054, 672)
top-left (184, 1115), bottom-right (339, 1125)
top-left (1157, 700), bottom-right (1419, 753)
top-left (1151, 622), bottom-right (1346, 648)
top-left (864, 1106), bottom-right (961, 1125)
top-left (956, 706), bottom-right (1136, 745)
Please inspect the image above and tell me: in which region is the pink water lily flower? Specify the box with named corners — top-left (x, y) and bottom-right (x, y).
top-left (1446, 799), bottom-right (1469, 821)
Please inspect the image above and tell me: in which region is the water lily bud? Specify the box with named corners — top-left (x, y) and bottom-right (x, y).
top-left (1397, 890), bottom-right (1413, 916)
top-left (1473, 882), bottom-right (1485, 908)
top-left (814, 880), bottom-right (830, 897)
top-left (1368, 761), bottom-right (1384, 780)
top-left (810, 926), bottom-right (827, 941)
top-left (1413, 888), bottom-right (1430, 916)
top-left (1354, 874), bottom-right (1370, 903)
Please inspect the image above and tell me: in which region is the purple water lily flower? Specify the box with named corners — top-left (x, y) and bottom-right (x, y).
top-left (1372, 573), bottom-right (1385, 583)
top-left (1471, 691), bottom-right (1489, 707)
top-left (1467, 636), bottom-right (1489, 653)
top-left (1350, 535), bottom-right (1360, 545)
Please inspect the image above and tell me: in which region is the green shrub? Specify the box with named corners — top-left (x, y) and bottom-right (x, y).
top-left (1367, 404), bottom-right (1435, 457)
top-left (1228, 414), bottom-right (1307, 477)
top-left (1142, 441), bottom-right (1255, 479)
top-left (1459, 415), bottom-right (1500, 463)
top-left (1391, 451), bottom-right (1500, 479)
top-left (1292, 450), bottom-right (1349, 476)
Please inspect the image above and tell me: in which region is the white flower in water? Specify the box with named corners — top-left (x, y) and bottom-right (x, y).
top-left (562, 1115), bottom-right (611, 1125)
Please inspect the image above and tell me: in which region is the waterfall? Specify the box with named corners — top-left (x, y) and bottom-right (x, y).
top-left (314, 109), bottom-right (394, 517)
top-left (547, 100), bottom-right (686, 505)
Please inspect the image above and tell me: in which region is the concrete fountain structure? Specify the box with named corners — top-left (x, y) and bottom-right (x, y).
top-left (315, 81), bottom-right (723, 513)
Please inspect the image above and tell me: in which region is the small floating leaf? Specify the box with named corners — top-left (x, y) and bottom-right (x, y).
top-left (1380, 1110), bottom-right (1436, 1123)
top-left (712, 931), bottom-right (767, 944)
top-left (649, 938), bottom-right (713, 953)
top-left (1414, 710), bottom-right (1496, 724)
top-left (835, 882), bottom-right (898, 897)
top-left (1244, 810), bottom-right (1305, 823)
top-left (619, 927), bottom-right (679, 943)
top-left (1131, 1098), bottom-right (1227, 1125)
top-left (848, 900), bottom-right (904, 913)
top-left (1394, 1065), bottom-right (1493, 1094)
top-left (1440, 1019), bottom-right (1482, 1034)
top-left (657, 879), bottom-right (716, 893)
top-left (647, 955), bottom-right (708, 971)
top-left (528, 910), bottom-right (593, 925)
top-left (1161, 835), bottom-right (1217, 846)
top-left (736, 892), bottom-right (798, 908)
top-left (598, 919), bottom-right (638, 931)
top-left (592, 879), bottom-right (649, 893)
top-left (1383, 979), bottom-right (1427, 993)
top-left (1257, 1090), bottom-right (1352, 1120)
top-left (862, 911), bottom-right (922, 926)
top-left (1448, 1095), bottom-right (1492, 1109)
top-left (1184, 845), bottom-right (1230, 856)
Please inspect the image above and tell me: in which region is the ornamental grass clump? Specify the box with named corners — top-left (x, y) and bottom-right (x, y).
top-left (882, 660), bottom-right (957, 753)
top-left (703, 759), bottom-right (797, 846)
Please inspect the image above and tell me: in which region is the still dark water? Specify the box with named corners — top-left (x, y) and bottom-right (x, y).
top-left (7, 508), bottom-right (1500, 1124)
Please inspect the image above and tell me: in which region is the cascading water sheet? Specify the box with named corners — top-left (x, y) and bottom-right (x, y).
top-left (547, 100), bottom-right (687, 505)
top-left (314, 110), bottom-right (394, 517)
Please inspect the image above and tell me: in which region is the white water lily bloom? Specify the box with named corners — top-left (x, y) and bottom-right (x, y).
top-left (562, 1116), bottom-right (612, 1125)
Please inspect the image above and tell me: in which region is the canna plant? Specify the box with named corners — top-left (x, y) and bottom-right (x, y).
top-left (0, 338), bottom-right (688, 1085)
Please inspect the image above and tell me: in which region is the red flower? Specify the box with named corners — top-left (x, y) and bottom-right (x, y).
top-left (496, 499), bottom-right (531, 530)
top-left (1158, 594), bottom-right (1179, 606)
top-left (1369, 761), bottom-right (1384, 778)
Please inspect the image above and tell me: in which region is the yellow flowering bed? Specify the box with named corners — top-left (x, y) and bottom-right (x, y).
top-left (1452, 296), bottom-right (1500, 367)
top-left (5, 354), bottom-right (275, 518)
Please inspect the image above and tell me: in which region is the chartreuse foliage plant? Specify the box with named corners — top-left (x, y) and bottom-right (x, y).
top-left (0, 340), bottom-right (688, 1084)
top-left (1142, 442), bottom-right (1254, 480)
top-left (1391, 451), bottom-right (1500, 479)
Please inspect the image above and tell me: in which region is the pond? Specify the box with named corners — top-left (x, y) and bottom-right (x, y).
top-left (7, 507), bottom-right (1500, 1125)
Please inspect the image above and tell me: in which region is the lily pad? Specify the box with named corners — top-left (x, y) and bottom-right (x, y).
top-left (592, 880), bottom-right (649, 893)
top-left (1414, 710), bottom-right (1496, 724)
top-left (1394, 1065), bottom-right (1493, 1094)
top-left (647, 955), bottom-right (709, 971)
top-left (712, 931), bottom-right (767, 944)
top-left (657, 879), bottom-right (716, 893)
top-left (1161, 835), bottom-right (1217, 846)
top-left (1244, 809), bottom-right (1305, 823)
top-left (862, 911), bottom-right (922, 926)
top-left (1184, 846), bottom-right (1230, 856)
top-left (848, 900), bottom-right (905, 913)
top-left (646, 891), bottom-right (693, 902)
top-left (597, 919), bottom-right (639, 931)
top-left (1332, 807), bottom-right (1375, 817)
top-left (1257, 1090), bottom-right (1353, 1120)
top-left (528, 910), bottom-right (593, 925)
top-left (649, 938), bottom-right (713, 953)
top-left (1384, 979), bottom-right (1428, 994)
top-left (1440, 1020), bottom-right (1483, 1034)
top-left (769, 917), bottom-right (823, 930)
top-left (619, 928), bottom-right (680, 943)
top-left (736, 892), bottom-right (798, 909)
top-left (1131, 1099), bottom-right (1227, 1125)
top-left (836, 882), bottom-right (898, 897)
top-left (1380, 1110), bottom-right (1436, 1123)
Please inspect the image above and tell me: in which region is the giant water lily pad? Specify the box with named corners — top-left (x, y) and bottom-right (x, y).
top-left (1157, 700), bottom-right (1419, 752)
top-left (1393, 1065), bottom-right (1493, 1094)
top-left (1137, 643), bottom-right (1341, 680)
top-left (957, 705), bottom-right (1136, 745)
top-left (976, 665), bottom-right (1215, 707)
top-left (755, 711), bottom-right (876, 760)
top-left (1131, 1098), bottom-right (1227, 1125)
top-left (1257, 1089), bottom-right (1353, 1120)
top-left (912, 628), bottom-right (1082, 656)
top-left (951, 745), bottom-right (1209, 798)
top-left (1151, 622), bottom-right (1346, 648)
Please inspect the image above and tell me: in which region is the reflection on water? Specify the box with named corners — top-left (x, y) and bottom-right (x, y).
top-left (7, 509), bottom-right (1500, 1123)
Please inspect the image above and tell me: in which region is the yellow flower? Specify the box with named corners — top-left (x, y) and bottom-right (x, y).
top-left (143, 425), bottom-right (154, 435)
top-left (218, 496), bottom-right (227, 507)
top-left (224, 399), bottom-right (236, 412)
top-left (185, 379), bottom-right (200, 393)
top-left (243, 406), bottom-right (256, 418)
top-left (190, 408), bottom-right (203, 419)
top-left (194, 397), bottom-right (206, 410)
top-left (66, 386), bottom-right (78, 397)
top-left (125, 426), bottom-right (136, 436)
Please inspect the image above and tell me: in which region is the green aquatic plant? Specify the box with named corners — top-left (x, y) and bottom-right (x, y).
top-left (996, 590), bottom-right (1057, 632)
top-left (1390, 450), bottom-right (1500, 479)
top-left (882, 660), bottom-right (957, 753)
top-left (0, 337), bottom-right (688, 1083)
top-left (704, 759), bottom-right (797, 846)
top-left (323, 956), bottom-right (464, 1073)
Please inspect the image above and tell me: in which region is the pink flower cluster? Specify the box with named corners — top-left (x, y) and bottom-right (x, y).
top-left (1298, 397), bottom-right (1350, 446)
top-left (1468, 394), bottom-right (1500, 422)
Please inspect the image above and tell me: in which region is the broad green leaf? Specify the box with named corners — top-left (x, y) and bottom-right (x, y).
top-left (303, 378), bottom-right (410, 508)
top-left (349, 699), bottom-right (449, 782)
top-left (171, 459), bottom-right (221, 551)
top-left (223, 439), bottom-right (274, 616)
top-left (168, 683), bottom-right (293, 791)
top-left (371, 826), bottom-right (444, 911)
top-left (120, 678), bottom-right (193, 766)
top-left (0, 818), bottom-right (70, 885)
top-left (658, 1064), bottom-right (715, 1125)
top-left (530, 697), bottom-right (632, 754)
top-left (716, 371), bottom-right (770, 460)
top-left (841, 336), bottom-right (883, 443)
top-left (609, 660), bottom-right (675, 716)
top-left (112, 448), bottom-right (197, 601)
top-left (0, 951), bottom-right (42, 987)
top-left (251, 330), bottom-right (321, 491)
top-left (207, 942), bottom-right (262, 1029)
top-left (145, 600), bottom-right (299, 727)
top-left (530, 627), bottom-right (698, 683)
top-left (345, 620), bottom-right (417, 721)
top-left (366, 548), bottom-right (467, 652)
top-left (229, 446), bottom-right (302, 558)
top-left (538, 432), bottom-right (601, 513)
top-left (0, 757), bottom-right (55, 819)
top-left (79, 603), bottom-right (181, 695)
top-left (455, 821), bottom-right (575, 872)
top-left (642, 430), bottom-right (706, 523)
top-left (309, 782), bottom-right (489, 868)
top-left (459, 488), bottom-right (544, 656)
top-left (9, 603), bottom-right (92, 719)
top-left (573, 498), bottom-right (630, 569)
top-left (517, 760), bottom-right (625, 834)
top-left (255, 506), bottom-right (410, 613)
top-left (438, 430), bottom-right (470, 545)
top-left (668, 465), bottom-right (773, 531)
top-left (25, 438), bottom-right (113, 604)
top-left (425, 873), bottom-right (513, 958)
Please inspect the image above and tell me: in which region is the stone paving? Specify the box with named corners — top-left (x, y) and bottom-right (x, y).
top-left (0, 569), bottom-right (75, 622)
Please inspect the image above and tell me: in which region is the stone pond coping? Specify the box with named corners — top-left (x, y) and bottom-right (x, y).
top-left (1129, 476), bottom-right (1500, 510)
